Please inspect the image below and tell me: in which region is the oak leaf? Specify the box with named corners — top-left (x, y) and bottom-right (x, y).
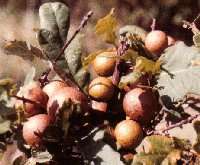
top-left (135, 56), bottom-right (161, 74)
top-left (95, 8), bottom-right (117, 44)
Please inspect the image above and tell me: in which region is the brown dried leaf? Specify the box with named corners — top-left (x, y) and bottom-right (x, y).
top-left (3, 40), bottom-right (44, 60)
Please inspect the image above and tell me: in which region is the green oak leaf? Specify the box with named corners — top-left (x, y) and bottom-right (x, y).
top-left (157, 42), bottom-right (200, 103)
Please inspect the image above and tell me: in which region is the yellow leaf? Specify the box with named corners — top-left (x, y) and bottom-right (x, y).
top-left (0, 78), bottom-right (14, 86)
top-left (118, 71), bottom-right (142, 89)
top-left (120, 49), bottom-right (139, 63)
top-left (135, 56), bottom-right (161, 74)
top-left (95, 8), bottom-right (117, 44)
top-left (82, 48), bottom-right (116, 69)
top-left (82, 50), bottom-right (103, 69)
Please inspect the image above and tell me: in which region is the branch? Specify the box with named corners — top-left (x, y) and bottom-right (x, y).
top-left (151, 18), bottom-right (156, 31)
top-left (182, 20), bottom-right (200, 35)
top-left (145, 93), bottom-right (200, 136)
top-left (160, 65), bottom-right (175, 79)
top-left (156, 114), bottom-right (200, 134)
top-left (54, 10), bottom-right (93, 62)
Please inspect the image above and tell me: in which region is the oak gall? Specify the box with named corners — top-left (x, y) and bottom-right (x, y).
top-left (123, 88), bottom-right (158, 124)
top-left (114, 120), bottom-right (143, 149)
top-left (88, 77), bottom-right (115, 101)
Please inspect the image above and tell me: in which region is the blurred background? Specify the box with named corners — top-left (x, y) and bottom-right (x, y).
top-left (0, 0), bottom-right (199, 51)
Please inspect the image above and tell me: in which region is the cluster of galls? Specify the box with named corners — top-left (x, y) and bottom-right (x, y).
top-left (16, 29), bottom-right (176, 151)
top-left (88, 29), bottom-right (176, 150)
top-left (15, 80), bottom-right (89, 147)
top-left (88, 52), bottom-right (154, 149)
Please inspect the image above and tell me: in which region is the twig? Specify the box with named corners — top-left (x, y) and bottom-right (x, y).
top-left (182, 20), bottom-right (193, 29)
top-left (182, 20), bottom-right (200, 35)
top-left (154, 113), bottom-right (200, 134)
top-left (136, 84), bottom-right (153, 90)
top-left (54, 11), bottom-right (93, 62)
top-left (53, 11), bottom-right (93, 93)
top-left (160, 66), bottom-right (175, 79)
top-left (173, 95), bottom-right (188, 108)
top-left (146, 93), bottom-right (200, 135)
top-left (112, 41), bottom-right (129, 85)
top-left (151, 18), bottom-right (156, 31)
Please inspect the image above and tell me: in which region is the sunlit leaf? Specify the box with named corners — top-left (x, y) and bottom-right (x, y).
top-left (166, 119), bottom-right (200, 153)
top-left (95, 8), bottom-right (117, 44)
top-left (134, 135), bottom-right (183, 165)
top-left (135, 56), bottom-right (161, 74)
top-left (82, 49), bottom-right (115, 69)
top-left (132, 150), bottom-right (181, 165)
top-left (137, 135), bottom-right (176, 154)
top-left (132, 153), bottom-right (166, 165)
top-left (118, 72), bottom-right (142, 89)
top-left (157, 42), bottom-right (200, 102)
top-left (82, 51), bottom-right (103, 69)
top-left (120, 49), bottom-right (139, 63)
top-left (119, 25), bottom-right (147, 42)
top-left (0, 78), bottom-right (15, 89)
top-left (162, 150), bottom-right (181, 165)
